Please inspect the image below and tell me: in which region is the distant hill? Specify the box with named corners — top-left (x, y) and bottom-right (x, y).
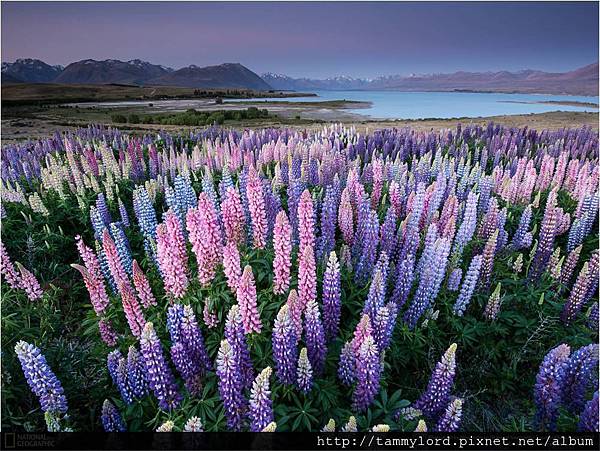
top-left (148, 63), bottom-right (272, 90)
top-left (1, 59), bottom-right (63, 83)
top-left (54, 59), bottom-right (172, 85)
top-left (263, 63), bottom-right (599, 96)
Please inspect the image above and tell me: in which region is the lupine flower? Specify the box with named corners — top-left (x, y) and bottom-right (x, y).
top-left (119, 281), bottom-right (145, 337)
top-left (184, 416), bottom-right (204, 432)
top-left (71, 263), bottom-right (108, 314)
top-left (216, 339), bottom-right (247, 431)
top-left (414, 420), bottom-right (428, 432)
top-left (414, 343), bottom-right (458, 419)
top-left (98, 319), bottom-right (118, 346)
top-left (16, 262), bottom-right (43, 301)
top-left (390, 255), bottom-right (415, 308)
top-left (578, 391), bottom-right (599, 432)
top-left (355, 209), bottom-right (380, 284)
top-left (479, 230), bottom-right (498, 290)
top-left (510, 205), bottom-right (533, 250)
top-left (338, 341), bottom-right (355, 386)
top-left (110, 223), bottom-right (132, 275)
top-left (352, 335), bottom-right (381, 412)
top-left (203, 299), bottom-right (219, 328)
top-left (101, 399), bottom-right (126, 432)
top-left (156, 421), bottom-right (175, 432)
top-left (102, 230), bottom-right (129, 288)
top-left (249, 367), bottom-right (274, 432)
top-left (0, 241), bottom-right (20, 288)
top-left (115, 358), bottom-right (134, 404)
top-left (171, 342), bottom-right (201, 396)
top-left (435, 398), bottom-right (463, 432)
top-left (222, 187), bottom-right (246, 245)
top-left (126, 345), bottom-right (147, 399)
top-left (447, 268), bottom-right (462, 292)
top-left (561, 262), bottom-right (592, 324)
top-left (587, 302), bottom-right (599, 332)
top-left (187, 193), bottom-right (223, 286)
top-left (298, 189), bottom-right (315, 253)
top-left (534, 344), bottom-right (571, 431)
top-left (297, 347), bottom-right (313, 394)
top-left (317, 187), bottom-right (337, 260)
top-left (338, 187), bottom-right (354, 245)
top-left (363, 255), bottom-right (388, 323)
top-left (559, 244), bottom-right (583, 287)
top-left (224, 304), bottom-right (255, 388)
top-left (396, 406), bottom-right (422, 421)
top-left (452, 191), bottom-right (478, 258)
top-left (513, 254), bottom-right (524, 273)
top-left (222, 241), bottom-right (242, 293)
top-left (273, 210), bottom-right (292, 295)
top-left (246, 168), bottom-right (268, 249)
top-left (139, 322), bottom-right (181, 410)
top-left (132, 260), bottom-right (156, 308)
top-left (483, 283), bottom-right (502, 321)
top-left (237, 265), bottom-right (262, 334)
top-left (14, 341), bottom-right (67, 413)
top-left (341, 416), bottom-right (358, 432)
top-left (560, 344), bottom-right (599, 414)
top-left (118, 198), bottom-right (130, 227)
top-left (261, 422), bottom-right (277, 432)
top-left (529, 191), bottom-right (558, 282)
top-left (156, 212), bottom-right (188, 298)
top-left (272, 304), bottom-right (298, 385)
top-left (322, 251), bottom-right (341, 342)
top-left (298, 245), bottom-right (317, 311)
top-left (304, 299), bottom-right (327, 374)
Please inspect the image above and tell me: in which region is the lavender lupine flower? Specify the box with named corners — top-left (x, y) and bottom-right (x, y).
top-left (249, 367), bottom-right (274, 432)
top-left (380, 207), bottom-right (398, 258)
top-left (222, 187), bottom-right (246, 246)
top-left (132, 260), bottom-right (156, 308)
top-left (184, 416), bottom-right (204, 432)
top-left (187, 193), bottom-right (223, 286)
top-left (0, 241), bottom-right (20, 288)
top-left (561, 344), bottom-right (599, 414)
top-left (139, 322), bottom-right (181, 410)
top-left (390, 255), bottom-right (415, 308)
top-left (447, 268), bottom-right (462, 292)
top-left (237, 265), bottom-right (262, 334)
top-left (510, 205), bottom-right (533, 250)
top-left (338, 187), bottom-right (354, 245)
top-left (246, 168), bottom-right (268, 249)
top-left (578, 391), bottom-right (599, 432)
top-left (222, 241), bottom-right (242, 293)
top-left (452, 191), bottom-right (478, 258)
top-left (216, 339), bottom-right (248, 431)
top-left (298, 245), bottom-right (317, 312)
top-left (304, 299), bottom-right (327, 375)
top-left (118, 198), bottom-right (130, 228)
top-left (414, 343), bottom-right (458, 419)
top-left (126, 346), bottom-right (147, 399)
top-left (561, 262), bottom-right (592, 325)
top-left (273, 211), bottom-right (292, 295)
top-left (180, 305), bottom-right (211, 373)
top-left (529, 191), bottom-right (558, 282)
top-left (16, 262), bottom-right (43, 301)
top-left (98, 319), bottom-right (118, 346)
top-left (338, 341), bottom-right (355, 386)
top-left (14, 341), bottom-right (68, 414)
top-left (317, 187), bottom-right (337, 260)
top-left (224, 305), bottom-right (255, 389)
top-left (272, 304), bottom-right (298, 385)
top-left (435, 398), bottom-right (463, 432)
top-left (156, 212), bottom-right (188, 298)
top-left (297, 347), bottom-right (313, 394)
top-left (352, 335), bottom-right (381, 412)
top-left (322, 251), bottom-right (341, 342)
top-left (101, 400), bottom-right (126, 432)
top-left (534, 344), bottom-right (571, 431)
top-left (363, 258), bottom-right (388, 323)
top-left (96, 241), bottom-right (117, 293)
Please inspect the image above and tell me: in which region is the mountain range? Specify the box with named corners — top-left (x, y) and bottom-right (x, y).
top-left (2, 58), bottom-right (598, 96)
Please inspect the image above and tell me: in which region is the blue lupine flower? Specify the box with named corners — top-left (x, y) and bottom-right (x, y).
top-left (101, 399), bottom-right (126, 432)
top-left (534, 344), bottom-right (571, 431)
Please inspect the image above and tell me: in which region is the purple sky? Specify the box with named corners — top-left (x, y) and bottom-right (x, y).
top-left (2, 2), bottom-right (598, 78)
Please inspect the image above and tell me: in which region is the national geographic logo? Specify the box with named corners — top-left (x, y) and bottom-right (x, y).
top-left (3, 433), bottom-right (56, 449)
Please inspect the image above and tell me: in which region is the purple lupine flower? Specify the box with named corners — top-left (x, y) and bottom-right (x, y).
top-left (534, 344), bottom-right (571, 431)
top-left (559, 244), bottom-right (583, 287)
top-left (355, 210), bottom-right (379, 284)
top-left (297, 347), bottom-right (313, 394)
top-left (435, 398), bottom-right (463, 432)
top-left (139, 322), bottom-right (182, 411)
top-left (578, 391), bottom-right (599, 432)
top-left (363, 255), bottom-right (388, 323)
top-left (118, 198), bottom-right (130, 228)
top-left (115, 358), bottom-right (134, 404)
top-left (246, 167), bottom-right (268, 249)
top-left (179, 305), bottom-right (211, 373)
top-left (126, 345), bottom-right (147, 399)
top-left (98, 319), bottom-right (118, 346)
top-left (107, 349), bottom-right (122, 385)
top-left (96, 193), bottom-right (112, 225)
top-left (338, 187), bottom-right (354, 246)
top-left (510, 205), bottom-right (533, 250)
top-left (303, 299), bottom-right (327, 375)
top-left (447, 268), bottom-right (462, 292)
top-left (414, 343), bottom-right (458, 419)
top-left (338, 341), bottom-right (355, 386)
top-left (171, 342), bottom-right (202, 396)
top-left (322, 251), bottom-right (341, 342)
top-left (453, 255), bottom-right (483, 316)
top-left (317, 187), bottom-right (337, 260)
top-left (272, 304), bottom-right (298, 385)
top-left (352, 335), bottom-right (381, 412)
top-left (14, 340), bottom-right (67, 413)
top-left (561, 344), bottom-right (599, 414)
top-left (588, 302), bottom-right (599, 332)
top-left (216, 339), bottom-right (248, 431)
top-left (561, 262), bottom-right (592, 325)
top-left (249, 367), bottom-right (274, 432)
top-left (529, 191), bottom-right (558, 282)
top-left (101, 399), bottom-right (126, 432)
top-left (390, 255), bottom-right (415, 308)
top-left (452, 191), bottom-right (478, 258)
top-left (224, 304), bottom-right (255, 389)
top-left (380, 207), bottom-right (398, 259)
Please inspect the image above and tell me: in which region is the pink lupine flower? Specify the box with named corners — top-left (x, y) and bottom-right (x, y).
top-left (223, 241), bottom-right (242, 293)
top-left (156, 214), bottom-right (189, 299)
top-left (237, 265), bottom-right (262, 334)
top-left (203, 300), bottom-right (219, 328)
top-left (286, 289), bottom-right (302, 340)
top-left (132, 260), bottom-right (156, 308)
top-left (221, 187), bottom-right (245, 245)
top-left (119, 280), bottom-right (146, 337)
top-left (338, 187), bottom-right (354, 245)
top-left (273, 211), bottom-right (292, 295)
top-left (102, 230), bottom-right (129, 287)
top-left (351, 314), bottom-right (373, 355)
top-left (298, 245), bottom-right (317, 312)
top-left (388, 181), bottom-right (402, 217)
top-left (371, 158), bottom-right (384, 209)
top-left (16, 262), bottom-right (43, 301)
top-left (298, 189), bottom-right (315, 253)
top-left (71, 263), bottom-right (109, 315)
top-left (188, 193), bottom-right (223, 286)
top-left (75, 235), bottom-right (104, 281)
top-left (0, 241), bottom-right (20, 289)
top-left (246, 168), bottom-right (268, 249)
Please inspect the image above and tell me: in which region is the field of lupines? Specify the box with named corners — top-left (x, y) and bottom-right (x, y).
top-left (1, 123), bottom-right (598, 433)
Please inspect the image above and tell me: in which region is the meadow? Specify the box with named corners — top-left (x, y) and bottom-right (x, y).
top-left (0, 122), bottom-right (598, 433)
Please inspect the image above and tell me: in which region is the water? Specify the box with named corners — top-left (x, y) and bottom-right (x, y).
top-left (226, 90), bottom-right (598, 119)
